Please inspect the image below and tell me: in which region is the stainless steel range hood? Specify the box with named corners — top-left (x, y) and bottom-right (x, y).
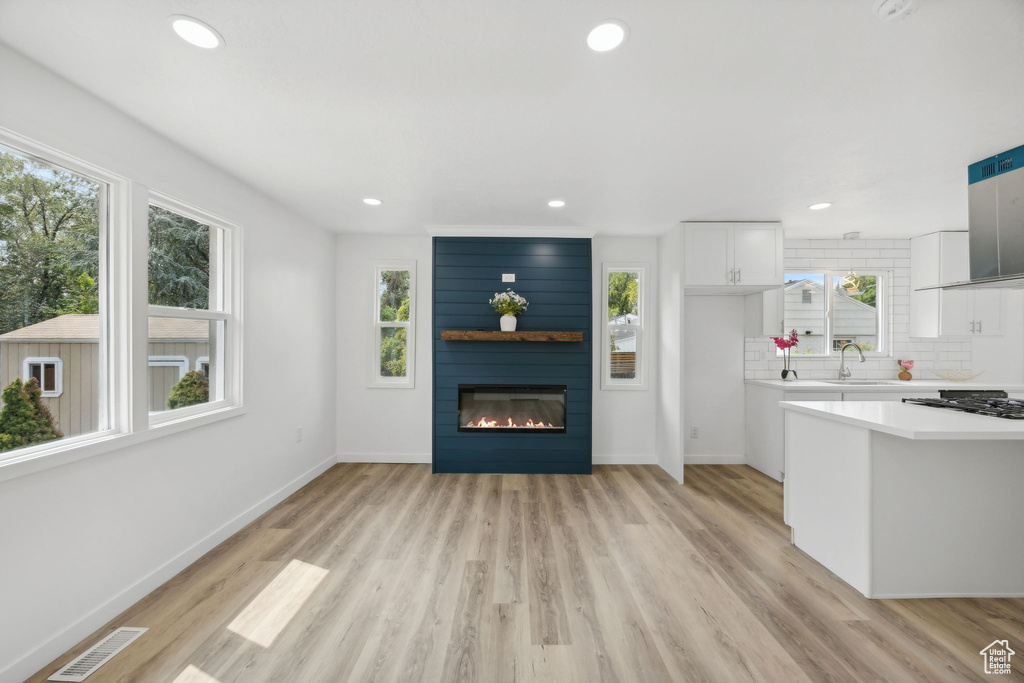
top-left (927, 144), bottom-right (1024, 290)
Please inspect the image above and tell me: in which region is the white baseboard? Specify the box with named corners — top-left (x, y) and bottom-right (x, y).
top-left (593, 454), bottom-right (658, 465)
top-left (1, 454), bottom-right (336, 683)
top-left (337, 452), bottom-right (431, 464)
top-left (684, 454), bottom-right (747, 465)
top-left (338, 454), bottom-right (658, 466)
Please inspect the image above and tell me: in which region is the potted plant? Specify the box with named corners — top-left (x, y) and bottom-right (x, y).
top-left (771, 330), bottom-right (800, 380)
top-left (489, 288), bottom-right (529, 331)
top-left (897, 359), bottom-right (914, 381)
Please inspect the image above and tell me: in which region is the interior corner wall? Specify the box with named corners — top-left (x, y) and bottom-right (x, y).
top-left (592, 237), bottom-right (658, 465)
top-left (656, 227), bottom-right (684, 482)
top-left (682, 296), bottom-right (746, 463)
top-left (336, 234), bottom-right (433, 462)
top-left (0, 44), bottom-right (337, 682)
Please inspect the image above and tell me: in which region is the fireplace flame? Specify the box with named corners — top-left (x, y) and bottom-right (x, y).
top-left (464, 416), bottom-right (558, 429)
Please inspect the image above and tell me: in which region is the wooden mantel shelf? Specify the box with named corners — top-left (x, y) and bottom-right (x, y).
top-left (441, 330), bottom-right (584, 342)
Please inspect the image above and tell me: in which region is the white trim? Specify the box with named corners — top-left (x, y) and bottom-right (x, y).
top-left (22, 356), bottom-right (64, 397)
top-left (425, 225), bottom-right (596, 239)
top-left (337, 452), bottom-right (431, 464)
top-left (601, 263), bottom-right (650, 390)
top-left (195, 356), bottom-right (210, 373)
top-left (592, 454), bottom-right (658, 465)
top-left (0, 451), bottom-right (333, 683)
top-left (147, 191), bottom-right (243, 419)
top-left (780, 269), bottom-right (891, 358)
top-left (147, 355), bottom-right (189, 382)
top-left (684, 454), bottom-right (747, 465)
top-left (0, 127), bottom-right (129, 450)
top-left (369, 261), bottom-right (416, 388)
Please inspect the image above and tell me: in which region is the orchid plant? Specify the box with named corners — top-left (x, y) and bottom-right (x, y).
top-left (771, 329), bottom-right (800, 379)
top-left (489, 289), bottom-right (529, 316)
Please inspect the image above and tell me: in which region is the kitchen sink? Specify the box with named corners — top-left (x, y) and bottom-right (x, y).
top-left (820, 380), bottom-right (900, 385)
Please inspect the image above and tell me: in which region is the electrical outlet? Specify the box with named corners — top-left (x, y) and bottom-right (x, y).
top-left (296, 426), bottom-right (303, 443)
top-left (690, 427), bottom-right (699, 438)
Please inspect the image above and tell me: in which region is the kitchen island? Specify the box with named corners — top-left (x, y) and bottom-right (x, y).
top-left (781, 400), bottom-right (1024, 599)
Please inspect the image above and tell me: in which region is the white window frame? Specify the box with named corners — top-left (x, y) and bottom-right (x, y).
top-left (0, 127), bottom-right (130, 475)
top-left (23, 357), bottom-right (64, 397)
top-left (780, 269), bottom-right (890, 358)
top-left (195, 356), bottom-right (210, 375)
top-left (147, 192), bottom-right (243, 425)
top-left (370, 261), bottom-right (416, 388)
top-left (602, 263), bottom-right (648, 390)
top-left (148, 356), bottom-right (189, 382)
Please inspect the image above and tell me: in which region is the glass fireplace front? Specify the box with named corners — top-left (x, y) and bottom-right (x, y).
top-left (458, 385), bottom-right (567, 433)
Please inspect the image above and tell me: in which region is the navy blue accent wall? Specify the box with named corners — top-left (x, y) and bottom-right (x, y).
top-left (433, 237), bottom-right (592, 474)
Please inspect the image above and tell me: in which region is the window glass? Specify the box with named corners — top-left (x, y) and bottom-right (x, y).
top-left (378, 270), bottom-right (410, 322)
top-left (0, 144), bottom-right (103, 451)
top-left (379, 327), bottom-right (407, 378)
top-left (782, 271), bottom-right (884, 355)
top-left (148, 204), bottom-right (211, 309)
top-left (147, 317), bottom-right (223, 413)
top-left (605, 267), bottom-right (644, 387)
top-left (832, 274), bottom-right (878, 352)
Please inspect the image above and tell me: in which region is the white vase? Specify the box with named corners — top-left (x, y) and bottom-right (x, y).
top-left (500, 314), bottom-right (517, 332)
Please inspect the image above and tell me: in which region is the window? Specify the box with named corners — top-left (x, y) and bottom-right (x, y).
top-left (148, 195), bottom-right (241, 419)
top-left (782, 271), bottom-right (887, 356)
top-left (0, 137), bottom-right (117, 457)
top-left (371, 262), bottom-right (416, 387)
top-left (23, 358), bottom-right (63, 397)
top-left (603, 264), bottom-right (647, 389)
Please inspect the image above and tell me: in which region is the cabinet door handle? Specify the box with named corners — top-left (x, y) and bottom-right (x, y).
top-left (970, 320), bottom-right (976, 333)
top-left (977, 320), bottom-right (982, 333)
top-left (728, 269), bottom-right (734, 284)
top-left (736, 268), bottom-right (742, 283)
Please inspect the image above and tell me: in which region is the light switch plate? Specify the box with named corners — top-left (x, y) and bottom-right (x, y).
top-left (502, 273), bottom-right (515, 282)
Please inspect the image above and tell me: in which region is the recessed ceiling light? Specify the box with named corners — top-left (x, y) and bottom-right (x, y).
top-left (170, 15), bottom-right (224, 49)
top-left (363, 198), bottom-right (382, 206)
top-left (808, 202), bottom-right (833, 211)
top-left (587, 21), bottom-right (628, 52)
top-left (548, 200), bottom-right (566, 208)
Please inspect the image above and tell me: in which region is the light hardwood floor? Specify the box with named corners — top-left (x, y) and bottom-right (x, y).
top-left (30, 464), bottom-right (1024, 682)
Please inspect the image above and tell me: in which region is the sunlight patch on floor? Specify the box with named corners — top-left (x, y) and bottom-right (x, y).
top-left (227, 559), bottom-right (329, 648)
top-left (172, 664), bottom-right (223, 683)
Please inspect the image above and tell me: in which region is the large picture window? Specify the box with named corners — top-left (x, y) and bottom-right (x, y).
top-left (782, 271), bottom-right (887, 356)
top-left (0, 139), bottom-right (113, 455)
top-left (371, 262), bottom-right (416, 387)
top-left (148, 195), bottom-right (241, 420)
top-left (602, 264), bottom-right (647, 390)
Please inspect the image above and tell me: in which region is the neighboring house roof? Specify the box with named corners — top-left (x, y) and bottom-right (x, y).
top-left (0, 314), bottom-right (209, 342)
top-left (783, 278), bottom-right (876, 313)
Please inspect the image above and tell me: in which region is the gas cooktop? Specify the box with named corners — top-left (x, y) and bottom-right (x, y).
top-left (902, 390), bottom-right (1024, 420)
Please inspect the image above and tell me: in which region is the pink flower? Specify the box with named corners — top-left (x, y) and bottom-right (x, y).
top-left (899, 359), bottom-right (914, 371)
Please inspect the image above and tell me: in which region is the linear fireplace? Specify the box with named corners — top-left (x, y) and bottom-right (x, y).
top-left (458, 385), bottom-right (567, 433)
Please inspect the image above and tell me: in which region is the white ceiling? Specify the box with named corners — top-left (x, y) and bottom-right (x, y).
top-left (1, 0), bottom-right (1023, 237)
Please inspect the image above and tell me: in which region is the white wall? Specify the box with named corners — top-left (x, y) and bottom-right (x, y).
top-left (683, 296), bottom-right (746, 463)
top-left (656, 227), bottom-right (684, 482)
top-left (0, 45), bottom-right (337, 681)
top-left (336, 235), bottom-right (433, 462)
top-left (592, 237), bottom-right (658, 464)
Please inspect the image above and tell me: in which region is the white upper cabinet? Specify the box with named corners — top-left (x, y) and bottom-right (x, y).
top-left (910, 231), bottom-right (1003, 337)
top-left (684, 222), bottom-right (784, 294)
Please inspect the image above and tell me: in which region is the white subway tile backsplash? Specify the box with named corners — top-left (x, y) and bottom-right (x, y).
top-left (744, 237), bottom-right (973, 380)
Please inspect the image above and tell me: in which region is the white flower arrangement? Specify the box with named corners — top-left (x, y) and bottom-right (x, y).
top-left (489, 288), bottom-right (529, 316)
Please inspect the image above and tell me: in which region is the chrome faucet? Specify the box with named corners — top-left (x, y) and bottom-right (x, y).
top-left (838, 342), bottom-right (866, 380)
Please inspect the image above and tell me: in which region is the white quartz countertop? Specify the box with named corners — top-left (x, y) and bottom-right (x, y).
top-left (746, 379), bottom-right (1024, 392)
top-left (781, 400), bottom-right (1024, 440)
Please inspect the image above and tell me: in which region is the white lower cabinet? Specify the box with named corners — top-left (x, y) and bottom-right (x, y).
top-left (745, 386), bottom-right (940, 482)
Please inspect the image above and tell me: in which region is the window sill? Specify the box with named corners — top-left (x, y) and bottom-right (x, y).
top-left (0, 405), bottom-right (247, 485)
